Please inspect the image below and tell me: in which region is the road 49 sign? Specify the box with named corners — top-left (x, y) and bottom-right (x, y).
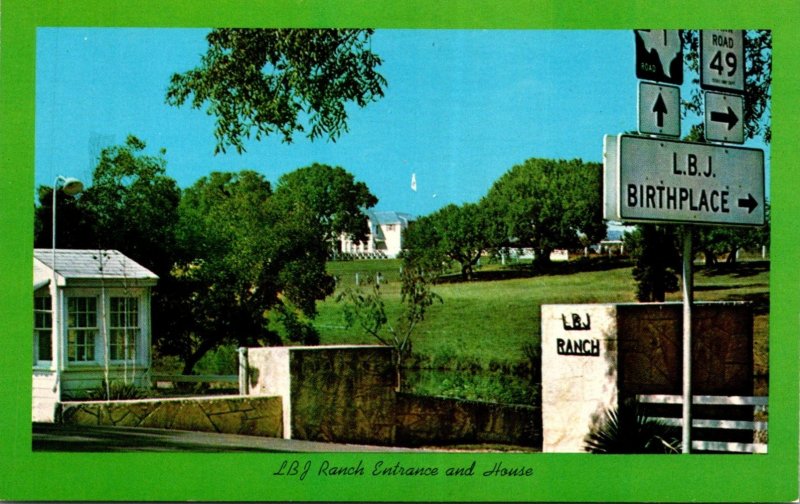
top-left (701, 30), bottom-right (745, 93)
top-left (616, 134), bottom-right (764, 226)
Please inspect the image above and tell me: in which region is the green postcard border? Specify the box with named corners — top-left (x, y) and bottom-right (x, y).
top-left (1, 1), bottom-right (797, 501)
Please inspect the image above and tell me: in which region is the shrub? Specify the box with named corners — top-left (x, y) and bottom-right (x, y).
top-left (85, 380), bottom-right (145, 401)
top-left (584, 398), bottom-right (681, 454)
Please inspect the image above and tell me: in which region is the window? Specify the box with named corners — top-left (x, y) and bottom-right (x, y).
top-left (67, 297), bottom-right (97, 362)
top-left (109, 297), bottom-right (139, 361)
top-left (34, 296), bottom-right (52, 363)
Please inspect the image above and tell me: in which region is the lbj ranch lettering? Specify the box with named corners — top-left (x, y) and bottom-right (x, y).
top-left (273, 459), bottom-right (533, 479)
top-left (562, 313), bottom-right (591, 331)
top-left (556, 337), bottom-right (600, 357)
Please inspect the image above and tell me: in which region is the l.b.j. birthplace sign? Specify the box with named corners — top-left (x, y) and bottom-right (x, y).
top-left (604, 134), bottom-right (765, 227)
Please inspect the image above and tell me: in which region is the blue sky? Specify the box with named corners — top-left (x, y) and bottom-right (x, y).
top-left (35, 28), bottom-right (768, 218)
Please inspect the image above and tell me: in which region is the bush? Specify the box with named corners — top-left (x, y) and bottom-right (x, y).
top-left (85, 380), bottom-right (146, 401)
top-left (584, 398), bottom-right (681, 454)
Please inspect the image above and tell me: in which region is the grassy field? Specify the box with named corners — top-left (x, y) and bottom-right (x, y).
top-left (316, 257), bottom-right (769, 397)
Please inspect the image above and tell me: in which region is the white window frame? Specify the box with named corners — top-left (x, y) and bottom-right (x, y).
top-left (64, 288), bottom-right (146, 368)
top-left (66, 295), bottom-right (100, 364)
top-left (33, 294), bottom-right (53, 368)
top-left (107, 296), bottom-right (141, 363)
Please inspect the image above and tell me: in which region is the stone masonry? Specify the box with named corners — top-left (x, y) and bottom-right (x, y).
top-left (60, 395), bottom-right (283, 437)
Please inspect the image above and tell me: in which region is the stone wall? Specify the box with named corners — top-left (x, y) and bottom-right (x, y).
top-left (60, 395), bottom-right (283, 438)
top-left (395, 393), bottom-right (540, 447)
top-left (245, 345), bottom-right (397, 445)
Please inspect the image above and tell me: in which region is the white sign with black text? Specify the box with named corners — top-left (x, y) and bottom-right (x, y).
top-left (638, 81), bottom-right (680, 137)
top-left (705, 91), bottom-right (745, 144)
top-left (701, 30), bottom-right (745, 94)
top-left (616, 134), bottom-right (764, 226)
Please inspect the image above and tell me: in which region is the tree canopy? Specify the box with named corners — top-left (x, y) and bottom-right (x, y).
top-left (402, 202), bottom-right (495, 280)
top-left (270, 163), bottom-right (378, 249)
top-left (166, 29), bottom-right (387, 154)
top-left (482, 158), bottom-right (605, 268)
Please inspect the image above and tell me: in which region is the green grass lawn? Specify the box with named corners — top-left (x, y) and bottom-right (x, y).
top-left (316, 257), bottom-right (769, 388)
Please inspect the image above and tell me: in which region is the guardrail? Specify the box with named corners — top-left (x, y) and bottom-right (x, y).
top-left (637, 394), bottom-right (768, 454)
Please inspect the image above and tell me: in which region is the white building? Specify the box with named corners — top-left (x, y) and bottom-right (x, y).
top-left (338, 211), bottom-right (414, 259)
top-left (33, 249), bottom-right (158, 421)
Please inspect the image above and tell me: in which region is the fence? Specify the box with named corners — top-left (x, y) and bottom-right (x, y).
top-left (151, 374), bottom-right (239, 388)
top-left (637, 394), bottom-right (768, 454)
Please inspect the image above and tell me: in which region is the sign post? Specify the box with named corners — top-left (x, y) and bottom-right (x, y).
top-left (681, 226), bottom-right (693, 453)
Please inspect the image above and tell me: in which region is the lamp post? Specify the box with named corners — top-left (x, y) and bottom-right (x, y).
top-left (51, 175), bottom-right (83, 381)
top-left (52, 175), bottom-right (84, 252)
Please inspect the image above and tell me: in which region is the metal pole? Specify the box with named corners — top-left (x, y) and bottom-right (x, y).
top-left (681, 225), bottom-right (693, 454)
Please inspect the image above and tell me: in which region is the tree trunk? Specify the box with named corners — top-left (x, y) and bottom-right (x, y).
top-left (181, 338), bottom-right (219, 375)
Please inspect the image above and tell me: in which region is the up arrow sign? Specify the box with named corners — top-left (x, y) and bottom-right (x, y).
top-left (639, 82), bottom-right (680, 137)
top-left (652, 93), bottom-right (668, 127)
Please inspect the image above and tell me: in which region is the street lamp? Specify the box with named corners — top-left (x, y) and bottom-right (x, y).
top-left (52, 175), bottom-right (84, 251)
top-left (51, 175), bottom-right (83, 380)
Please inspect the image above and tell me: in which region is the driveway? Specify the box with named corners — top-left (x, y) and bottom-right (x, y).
top-left (32, 422), bottom-right (427, 453)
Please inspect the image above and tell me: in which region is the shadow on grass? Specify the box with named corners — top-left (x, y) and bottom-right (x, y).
top-left (699, 260), bottom-right (770, 278)
top-left (726, 292), bottom-right (770, 316)
top-left (435, 257), bottom-right (633, 284)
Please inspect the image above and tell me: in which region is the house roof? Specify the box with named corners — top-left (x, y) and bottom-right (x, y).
top-left (367, 211), bottom-right (415, 226)
top-left (34, 249), bottom-right (158, 281)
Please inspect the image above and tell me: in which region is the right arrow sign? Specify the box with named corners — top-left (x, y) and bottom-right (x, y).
top-left (705, 91), bottom-right (745, 144)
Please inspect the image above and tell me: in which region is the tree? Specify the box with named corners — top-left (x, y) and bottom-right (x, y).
top-left (337, 264), bottom-right (441, 390)
top-left (168, 165), bottom-right (374, 375)
top-left (34, 185), bottom-right (96, 249)
top-left (166, 29), bottom-right (387, 154)
top-left (78, 135), bottom-right (182, 280)
top-left (270, 163), bottom-right (378, 253)
top-left (402, 202), bottom-right (494, 281)
top-left (624, 225), bottom-right (680, 302)
top-left (482, 158), bottom-right (605, 269)
top-left (169, 171), bottom-right (313, 373)
top-left (695, 202), bottom-right (771, 266)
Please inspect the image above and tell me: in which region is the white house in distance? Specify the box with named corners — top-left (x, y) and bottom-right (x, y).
top-left (33, 249), bottom-right (158, 422)
top-left (338, 211), bottom-right (415, 259)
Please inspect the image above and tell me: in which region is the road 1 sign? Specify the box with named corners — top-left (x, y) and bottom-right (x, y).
top-left (616, 134), bottom-right (764, 226)
top-left (639, 82), bottom-right (680, 137)
top-left (701, 30), bottom-right (745, 94)
top-left (705, 91), bottom-right (745, 144)
top-left (634, 30), bottom-right (683, 85)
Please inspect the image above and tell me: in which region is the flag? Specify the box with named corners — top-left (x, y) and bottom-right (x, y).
top-left (411, 173), bottom-right (417, 192)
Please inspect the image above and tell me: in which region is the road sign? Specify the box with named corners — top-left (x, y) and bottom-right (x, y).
top-left (603, 135), bottom-right (619, 220)
top-left (700, 30), bottom-right (745, 94)
top-left (634, 30), bottom-right (683, 84)
top-left (705, 91), bottom-right (745, 144)
top-left (615, 134), bottom-right (764, 226)
top-left (639, 82), bottom-right (680, 137)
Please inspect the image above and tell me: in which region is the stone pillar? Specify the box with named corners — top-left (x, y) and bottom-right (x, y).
top-left (541, 304), bottom-right (619, 453)
top-left (244, 345), bottom-right (396, 445)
